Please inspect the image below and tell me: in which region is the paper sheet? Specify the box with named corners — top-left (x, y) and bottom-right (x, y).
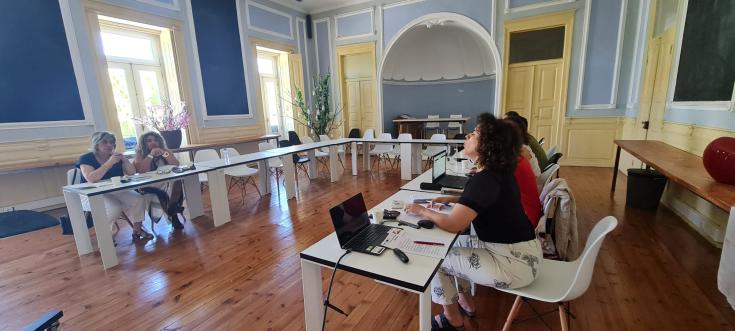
top-left (382, 231), bottom-right (450, 259)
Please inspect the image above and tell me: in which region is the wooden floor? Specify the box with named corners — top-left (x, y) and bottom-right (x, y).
top-left (1, 164), bottom-right (734, 330)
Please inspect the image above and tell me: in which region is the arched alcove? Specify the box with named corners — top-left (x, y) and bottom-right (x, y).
top-left (377, 13), bottom-right (502, 135)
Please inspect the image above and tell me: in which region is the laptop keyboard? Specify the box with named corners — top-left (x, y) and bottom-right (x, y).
top-left (349, 224), bottom-right (393, 250)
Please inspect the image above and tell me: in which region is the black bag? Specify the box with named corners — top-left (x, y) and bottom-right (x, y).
top-left (59, 214), bottom-right (93, 235)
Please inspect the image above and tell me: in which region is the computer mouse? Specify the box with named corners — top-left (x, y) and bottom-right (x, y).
top-left (393, 248), bottom-right (409, 263)
top-left (418, 220), bottom-right (435, 229)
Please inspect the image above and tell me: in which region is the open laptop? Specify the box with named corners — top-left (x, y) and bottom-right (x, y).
top-left (329, 193), bottom-right (394, 256)
top-left (432, 150), bottom-right (469, 189)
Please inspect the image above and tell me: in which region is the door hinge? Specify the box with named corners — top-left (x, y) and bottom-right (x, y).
top-left (642, 120), bottom-right (650, 130)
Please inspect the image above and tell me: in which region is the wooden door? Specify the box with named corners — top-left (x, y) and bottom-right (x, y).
top-left (531, 60), bottom-right (562, 147)
top-left (288, 54), bottom-right (309, 138)
top-left (636, 37), bottom-right (661, 139)
top-left (505, 65), bottom-right (535, 120)
top-left (346, 80), bottom-right (362, 132)
top-left (359, 79), bottom-right (376, 133)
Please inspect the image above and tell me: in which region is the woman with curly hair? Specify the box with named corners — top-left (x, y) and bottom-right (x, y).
top-left (405, 113), bottom-right (541, 330)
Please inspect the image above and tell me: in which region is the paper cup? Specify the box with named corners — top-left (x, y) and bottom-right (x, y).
top-left (371, 210), bottom-right (384, 224)
top-left (111, 176), bottom-right (122, 185)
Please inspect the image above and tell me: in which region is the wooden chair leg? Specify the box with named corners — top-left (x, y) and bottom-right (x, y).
top-left (559, 303), bottom-right (569, 331)
top-left (502, 296), bottom-right (523, 331)
top-left (338, 154), bottom-right (345, 170)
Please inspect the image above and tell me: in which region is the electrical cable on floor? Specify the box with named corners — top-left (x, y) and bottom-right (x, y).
top-left (322, 249), bottom-right (352, 331)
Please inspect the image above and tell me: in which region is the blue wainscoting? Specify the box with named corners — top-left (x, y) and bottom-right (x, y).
top-left (382, 79), bottom-right (495, 135)
top-left (580, 0), bottom-right (624, 106)
top-left (0, 0), bottom-right (84, 123)
top-left (191, 0), bottom-right (249, 116)
top-left (247, 2), bottom-right (292, 39)
top-left (336, 10), bottom-right (373, 39)
top-left (315, 20), bottom-right (331, 75)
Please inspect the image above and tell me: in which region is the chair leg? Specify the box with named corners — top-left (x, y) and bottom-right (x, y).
top-left (338, 154), bottom-right (345, 170)
top-left (502, 296), bottom-right (523, 331)
top-left (248, 176), bottom-right (262, 198)
top-left (559, 303), bottom-right (569, 331)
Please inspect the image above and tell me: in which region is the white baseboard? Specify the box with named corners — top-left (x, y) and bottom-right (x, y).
top-left (2, 196), bottom-right (66, 213)
top-left (660, 186), bottom-right (726, 247)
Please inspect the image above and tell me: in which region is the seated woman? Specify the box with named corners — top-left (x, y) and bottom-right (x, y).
top-left (504, 111), bottom-right (549, 171)
top-left (405, 114), bottom-right (541, 330)
top-left (133, 131), bottom-right (185, 229)
top-left (77, 131), bottom-right (152, 241)
top-left (505, 115), bottom-right (541, 176)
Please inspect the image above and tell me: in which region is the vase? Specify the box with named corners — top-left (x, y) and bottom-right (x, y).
top-left (703, 137), bottom-right (735, 185)
top-left (160, 130), bottom-right (183, 149)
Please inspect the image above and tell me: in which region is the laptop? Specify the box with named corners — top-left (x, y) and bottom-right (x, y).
top-left (329, 193), bottom-right (394, 256)
top-left (432, 150), bottom-right (469, 189)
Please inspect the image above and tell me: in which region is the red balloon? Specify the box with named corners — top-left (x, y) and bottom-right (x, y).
top-left (703, 137), bottom-right (735, 185)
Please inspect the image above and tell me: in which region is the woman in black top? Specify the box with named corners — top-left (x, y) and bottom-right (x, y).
top-left (405, 113), bottom-right (541, 330)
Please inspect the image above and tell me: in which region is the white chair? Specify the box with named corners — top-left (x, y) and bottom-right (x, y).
top-left (387, 133), bottom-right (411, 164)
top-left (499, 216), bottom-right (619, 331)
top-left (258, 142), bottom-right (285, 195)
top-left (194, 149), bottom-right (220, 190)
top-left (302, 136), bottom-right (331, 175)
top-left (424, 114), bottom-right (442, 137)
top-left (422, 133), bottom-right (447, 169)
top-left (537, 163), bottom-right (561, 192)
top-left (446, 114), bottom-right (463, 137)
top-left (319, 134), bottom-right (346, 170)
top-left (546, 146), bottom-right (558, 160)
top-left (369, 133), bottom-right (397, 170)
top-left (219, 147), bottom-right (261, 204)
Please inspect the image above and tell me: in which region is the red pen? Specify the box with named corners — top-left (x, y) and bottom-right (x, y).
top-left (414, 241), bottom-right (444, 246)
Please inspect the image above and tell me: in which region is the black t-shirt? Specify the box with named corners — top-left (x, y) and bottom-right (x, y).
top-left (77, 152), bottom-right (124, 183)
top-left (458, 168), bottom-right (535, 244)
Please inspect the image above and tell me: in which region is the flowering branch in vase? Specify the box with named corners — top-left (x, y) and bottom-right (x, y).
top-left (133, 100), bottom-right (191, 132)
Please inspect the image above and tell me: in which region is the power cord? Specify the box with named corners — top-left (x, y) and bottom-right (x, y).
top-left (322, 249), bottom-right (352, 331)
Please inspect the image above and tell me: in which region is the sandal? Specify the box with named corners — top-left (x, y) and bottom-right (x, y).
top-left (430, 313), bottom-right (464, 331)
top-left (132, 228), bottom-right (154, 241)
top-left (458, 304), bottom-right (476, 318)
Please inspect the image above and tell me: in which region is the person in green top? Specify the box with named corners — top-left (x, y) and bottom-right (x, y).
top-left (504, 111), bottom-right (550, 170)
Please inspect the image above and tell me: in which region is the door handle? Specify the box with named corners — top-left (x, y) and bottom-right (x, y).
top-left (642, 121), bottom-right (650, 130)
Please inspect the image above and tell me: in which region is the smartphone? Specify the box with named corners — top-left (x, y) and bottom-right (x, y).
top-left (413, 198), bottom-right (432, 204)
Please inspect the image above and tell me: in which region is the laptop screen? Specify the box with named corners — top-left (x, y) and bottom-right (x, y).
top-left (329, 193), bottom-right (370, 247)
top-left (432, 150), bottom-right (447, 181)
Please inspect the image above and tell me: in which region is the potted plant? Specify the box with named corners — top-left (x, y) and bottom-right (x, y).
top-left (134, 100), bottom-right (191, 148)
top-left (289, 74), bottom-right (342, 141)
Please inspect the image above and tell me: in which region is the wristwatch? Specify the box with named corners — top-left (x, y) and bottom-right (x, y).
top-left (146, 154), bottom-right (154, 159)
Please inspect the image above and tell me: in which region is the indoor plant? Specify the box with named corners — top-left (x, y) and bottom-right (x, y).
top-left (134, 100), bottom-right (191, 148)
top-left (289, 74), bottom-right (342, 141)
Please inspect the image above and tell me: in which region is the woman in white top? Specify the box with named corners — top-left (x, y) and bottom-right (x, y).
top-left (506, 116), bottom-right (541, 176)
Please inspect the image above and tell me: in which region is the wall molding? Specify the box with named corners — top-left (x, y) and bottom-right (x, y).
top-left (667, 101), bottom-right (734, 112)
top-left (335, 7), bottom-right (375, 41)
top-left (575, 0), bottom-right (627, 110)
top-left (626, 0), bottom-right (650, 110)
top-left (504, 0), bottom-right (575, 14)
top-left (136, 0), bottom-right (180, 11)
top-left (246, 0), bottom-right (294, 40)
top-left (296, 18), bottom-right (312, 94)
top-left (383, 74), bottom-right (496, 86)
top-left (383, 0), bottom-right (426, 10)
top-left (560, 117), bottom-right (622, 167)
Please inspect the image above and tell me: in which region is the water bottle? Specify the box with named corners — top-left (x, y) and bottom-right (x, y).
top-left (223, 149), bottom-right (230, 164)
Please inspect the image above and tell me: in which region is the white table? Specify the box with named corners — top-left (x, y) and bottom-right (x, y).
top-left (300, 190), bottom-right (460, 331)
top-left (62, 165), bottom-right (215, 269)
top-left (349, 138), bottom-right (465, 180)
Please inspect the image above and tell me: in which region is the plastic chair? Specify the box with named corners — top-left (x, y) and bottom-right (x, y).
top-left (538, 137), bottom-right (546, 146)
top-left (219, 147), bottom-right (261, 204)
top-left (279, 139), bottom-right (310, 184)
top-left (537, 163), bottom-right (561, 192)
top-left (423, 114), bottom-right (442, 137)
top-left (499, 216), bottom-right (618, 331)
top-left (446, 114), bottom-right (463, 136)
top-left (369, 133), bottom-right (396, 170)
top-left (346, 128), bottom-right (361, 154)
top-left (421, 133), bottom-right (447, 169)
top-left (548, 152), bottom-right (563, 165)
top-left (258, 142), bottom-right (285, 196)
top-left (546, 146), bottom-right (558, 160)
top-left (302, 136), bottom-right (331, 175)
top-left (194, 149), bottom-right (220, 188)
top-left (319, 134), bottom-right (346, 170)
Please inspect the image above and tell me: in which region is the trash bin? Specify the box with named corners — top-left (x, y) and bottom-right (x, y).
top-left (626, 168), bottom-right (667, 209)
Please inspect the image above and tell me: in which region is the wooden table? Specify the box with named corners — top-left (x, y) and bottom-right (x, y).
top-left (171, 134), bottom-right (281, 160)
top-left (611, 140), bottom-right (735, 212)
top-left (393, 117), bottom-right (470, 138)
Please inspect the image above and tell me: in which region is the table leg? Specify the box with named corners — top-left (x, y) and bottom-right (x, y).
top-left (258, 160), bottom-right (270, 195)
top-left (307, 149), bottom-right (317, 179)
top-left (419, 285), bottom-right (432, 331)
top-left (88, 195), bottom-right (118, 269)
top-left (63, 191), bottom-right (93, 256)
top-left (301, 259), bottom-right (324, 331)
top-left (329, 145), bottom-right (340, 182)
top-left (400, 142), bottom-right (412, 180)
top-left (611, 145), bottom-right (621, 192)
top-left (207, 169), bottom-right (231, 226)
top-left (351, 142), bottom-right (358, 176)
top-left (363, 142), bottom-right (370, 171)
top-left (412, 144), bottom-right (422, 175)
top-left (283, 155), bottom-right (297, 199)
top-left (181, 175), bottom-right (204, 219)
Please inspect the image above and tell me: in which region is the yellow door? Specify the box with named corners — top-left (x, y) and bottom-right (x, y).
top-left (531, 60), bottom-right (562, 147)
top-left (288, 54), bottom-right (309, 138)
top-left (359, 79), bottom-right (376, 133)
top-left (648, 27), bottom-right (676, 136)
top-left (346, 80), bottom-right (362, 132)
top-left (505, 65), bottom-right (535, 120)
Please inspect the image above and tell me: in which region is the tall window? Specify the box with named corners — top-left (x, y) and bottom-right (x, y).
top-left (99, 17), bottom-right (175, 149)
top-left (257, 47), bottom-right (294, 137)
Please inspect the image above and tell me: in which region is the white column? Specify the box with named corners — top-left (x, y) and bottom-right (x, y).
top-left (351, 142), bottom-right (358, 176)
top-left (63, 191), bottom-right (93, 256)
top-left (307, 149), bottom-right (317, 179)
top-left (400, 142), bottom-right (413, 180)
top-left (301, 259), bottom-right (325, 330)
top-left (419, 285), bottom-right (432, 331)
top-left (181, 175), bottom-right (204, 219)
top-left (329, 145), bottom-right (340, 182)
top-left (258, 160), bottom-right (270, 195)
top-left (88, 195), bottom-right (118, 269)
top-left (206, 169), bottom-right (231, 227)
top-left (363, 142), bottom-right (370, 170)
top-left (283, 154), bottom-right (297, 199)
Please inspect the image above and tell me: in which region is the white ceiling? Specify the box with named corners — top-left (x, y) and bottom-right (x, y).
top-left (271, 0), bottom-right (373, 13)
top-left (382, 22), bottom-right (497, 82)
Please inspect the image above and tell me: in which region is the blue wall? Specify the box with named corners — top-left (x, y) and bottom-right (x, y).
top-left (191, 0), bottom-right (249, 116)
top-left (0, 0), bottom-right (84, 123)
top-left (248, 2), bottom-right (292, 38)
top-left (579, 0), bottom-right (624, 106)
top-left (315, 20), bottom-right (331, 75)
top-left (336, 11), bottom-right (373, 38)
top-left (382, 79), bottom-right (495, 135)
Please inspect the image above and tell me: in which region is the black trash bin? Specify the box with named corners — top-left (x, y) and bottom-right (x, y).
top-left (626, 168), bottom-right (667, 209)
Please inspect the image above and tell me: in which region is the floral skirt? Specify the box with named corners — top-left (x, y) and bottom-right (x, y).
top-left (430, 236), bottom-right (541, 305)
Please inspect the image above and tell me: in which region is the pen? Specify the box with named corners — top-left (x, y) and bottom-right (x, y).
top-left (414, 241), bottom-right (445, 246)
